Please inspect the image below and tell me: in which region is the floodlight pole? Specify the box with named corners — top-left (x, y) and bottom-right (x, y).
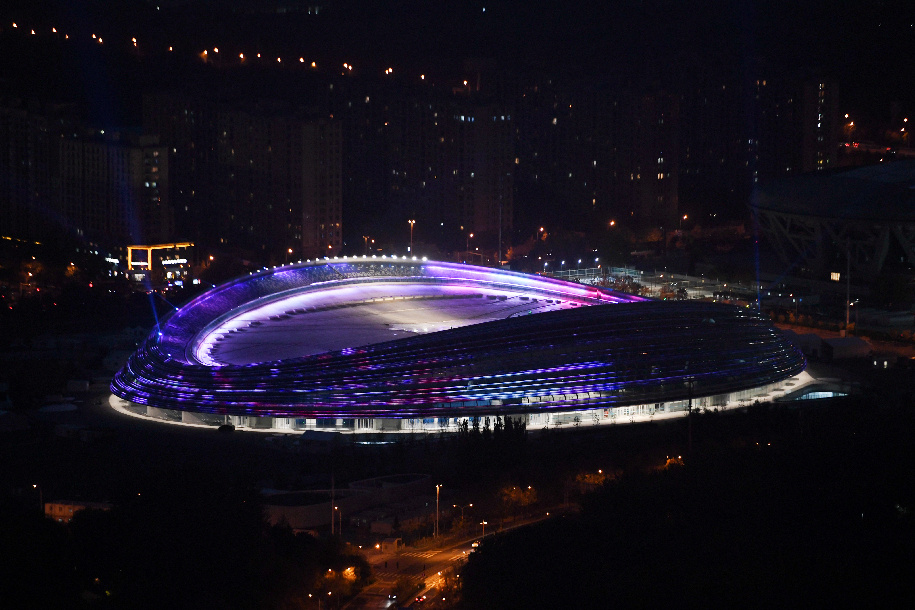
top-left (845, 238), bottom-right (851, 331)
top-left (435, 484), bottom-right (442, 538)
top-left (498, 177), bottom-right (503, 267)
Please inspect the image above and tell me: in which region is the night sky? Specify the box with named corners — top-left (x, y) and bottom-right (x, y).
top-left (2, 0), bottom-right (913, 122)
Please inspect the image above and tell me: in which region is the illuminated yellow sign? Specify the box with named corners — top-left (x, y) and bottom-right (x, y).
top-left (126, 242), bottom-right (193, 270)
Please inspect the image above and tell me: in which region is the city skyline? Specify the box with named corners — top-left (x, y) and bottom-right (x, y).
top-left (4, 1), bottom-right (913, 268)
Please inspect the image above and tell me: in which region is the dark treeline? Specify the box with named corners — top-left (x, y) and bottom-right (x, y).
top-left (458, 388), bottom-right (915, 608)
top-left (1, 467), bottom-right (370, 609)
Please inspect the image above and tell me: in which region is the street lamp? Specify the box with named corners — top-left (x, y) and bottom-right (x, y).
top-left (480, 520), bottom-right (487, 538)
top-left (408, 219), bottom-right (416, 253)
top-left (453, 503), bottom-right (472, 521)
top-left (33, 484), bottom-right (42, 513)
top-left (466, 233), bottom-right (473, 256)
top-left (680, 214), bottom-right (687, 231)
top-left (435, 484), bottom-right (442, 538)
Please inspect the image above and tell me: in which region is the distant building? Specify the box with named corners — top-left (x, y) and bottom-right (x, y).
top-left (801, 80), bottom-right (840, 173)
top-left (0, 99), bottom-right (172, 248)
top-left (0, 101), bottom-right (53, 242)
top-left (126, 242), bottom-right (195, 286)
top-left (143, 93), bottom-right (342, 261)
top-left (514, 81), bottom-right (679, 235)
top-left (679, 76), bottom-right (840, 219)
top-left (330, 80), bottom-right (514, 257)
top-left (45, 501), bottom-right (112, 524)
top-left (58, 132), bottom-right (172, 245)
top-left (753, 160), bottom-right (915, 279)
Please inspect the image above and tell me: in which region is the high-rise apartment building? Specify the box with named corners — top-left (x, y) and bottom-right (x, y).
top-left (144, 93), bottom-right (341, 260)
top-left (0, 102), bottom-right (53, 241)
top-left (802, 80), bottom-right (839, 173)
top-left (514, 80), bottom-right (679, 236)
top-left (329, 79), bottom-right (514, 256)
top-left (0, 100), bottom-right (172, 247)
top-left (58, 133), bottom-right (171, 244)
top-left (679, 76), bottom-right (841, 220)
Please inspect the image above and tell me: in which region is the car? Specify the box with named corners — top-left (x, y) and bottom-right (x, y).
top-left (471, 540), bottom-right (480, 547)
top-left (414, 595), bottom-right (427, 604)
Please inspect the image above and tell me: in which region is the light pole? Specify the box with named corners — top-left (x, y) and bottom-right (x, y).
top-left (435, 484), bottom-right (442, 538)
top-left (480, 520), bottom-right (487, 538)
top-left (845, 238), bottom-right (851, 333)
top-left (466, 233), bottom-right (473, 259)
top-left (363, 235), bottom-right (369, 255)
top-left (498, 187), bottom-right (503, 266)
top-left (33, 484), bottom-right (42, 513)
top-left (679, 214), bottom-right (687, 232)
top-left (453, 503), bottom-right (472, 522)
top-left (408, 219), bottom-right (416, 253)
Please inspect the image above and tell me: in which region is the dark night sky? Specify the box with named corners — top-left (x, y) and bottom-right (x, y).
top-left (2, 1), bottom-right (913, 124)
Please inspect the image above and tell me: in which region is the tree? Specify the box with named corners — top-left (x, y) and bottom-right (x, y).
top-left (500, 485), bottom-right (537, 518)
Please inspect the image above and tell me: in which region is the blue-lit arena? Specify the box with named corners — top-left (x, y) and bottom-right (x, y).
top-left (110, 259), bottom-right (806, 434)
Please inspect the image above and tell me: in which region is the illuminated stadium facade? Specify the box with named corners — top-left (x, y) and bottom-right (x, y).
top-left (110, 259), bottom-right (807, 434)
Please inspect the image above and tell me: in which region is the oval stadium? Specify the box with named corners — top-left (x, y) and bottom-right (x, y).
top-left (110, 258), bottom-right (807, 434)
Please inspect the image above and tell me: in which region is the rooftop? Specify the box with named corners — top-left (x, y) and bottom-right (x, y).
top-left (753, 160), bottom-right (915, 222)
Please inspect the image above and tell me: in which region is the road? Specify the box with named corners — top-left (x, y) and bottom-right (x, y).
top-left (344, 511), bottom-right (563, 609)
top-left (344, 536), bottom-right (474, 609)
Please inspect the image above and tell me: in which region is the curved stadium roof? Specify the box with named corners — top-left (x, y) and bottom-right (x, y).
top-left (753, 160), bottom-right (915, 222)
top-left (111, 260), bottom-right (805, 420)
